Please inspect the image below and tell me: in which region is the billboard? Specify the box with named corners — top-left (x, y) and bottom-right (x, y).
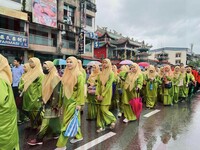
top-left (32, 0), bottom-right (57, 28)
top-left (0, 32), bottom-right (28, 48)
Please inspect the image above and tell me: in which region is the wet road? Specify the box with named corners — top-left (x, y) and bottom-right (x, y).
top-left (19, 92), bottom-right (200, 150)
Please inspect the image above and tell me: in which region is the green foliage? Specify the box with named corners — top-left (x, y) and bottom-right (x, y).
top-left (188, 58), bottom-right (200, 68)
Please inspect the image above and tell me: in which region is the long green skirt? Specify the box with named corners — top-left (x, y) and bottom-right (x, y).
top-left (123, 104), bottom-right (137, 121)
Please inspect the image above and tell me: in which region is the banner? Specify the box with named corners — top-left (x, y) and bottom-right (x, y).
top-left (0, 32), bottom-right (28, 48)
top-left (32, 0), bottom-right (57, 28)
top-left (78, 32), bottom-right (85, 54)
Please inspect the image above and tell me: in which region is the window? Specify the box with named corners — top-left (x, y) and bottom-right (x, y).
top-left (175, 60), bottom-right (181, 64)
top-left (85, 38), bottom-right (92, 52)
top-left (176, 53), bottom-right (181, 57)
top-left (86, 15), bottom-right (93, 27)
top-left (64, 4), bottom-right (75, 25)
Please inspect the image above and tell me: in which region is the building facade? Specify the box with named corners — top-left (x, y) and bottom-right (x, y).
top-left (149, 47), bottom-right (191, 66)
top-left (94, 26), bottom-right (151, 65)
top-left (0, 0), bottom-right (97, 64)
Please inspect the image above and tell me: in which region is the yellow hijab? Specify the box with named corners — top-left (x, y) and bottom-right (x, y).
top-left (61, 56), bottom-right (82, 99)
top-left (173, 66), bottom-right (180, 79)
top-left (23, 57), bottom-right (43, 92)
top-left (124, 63), bottom-right (141, 91)
top-left (112, 65), bottom-right (118, 77)
top-left (147, 65), bottom-right (156, 79)
top-left (159, 67), bottom-right (165, 78)
top-left (42, 61), bottom-right (61, 104)
top-left (180, 66), bottom-right (186, 78)
top-left (120, 65), bottom-right (129, 72)
top-left (0, 54), bottom-right (12, 85)
top-left (100, 58), bottom-right (113, 86)
top-left (88, 64), bottom-right (100, 85)
top-left (78, 59), bottom-right (85, 74)
top-left (164, 65), bottom-right (173, 78)
top-left (21, 63), bottom-right (31, 80)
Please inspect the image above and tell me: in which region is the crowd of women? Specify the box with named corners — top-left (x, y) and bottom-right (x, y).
top-left (0, 53), bottom-right (199, 150)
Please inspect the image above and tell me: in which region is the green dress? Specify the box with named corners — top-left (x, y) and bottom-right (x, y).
top-left (145, 75), bottom-right (161, 108)
top-left (122, 73), bottom-right (143, 121)
top-left (173, 74), bottom-right (181, 103)
top-left (56, 74), bottom-right (85, 147)
top-left (95, 72), bottom-right (116, 129)
top-left (87, 76), bottom-right (98, 120)
top-left (110, 75), bottom-right (120, 110)
top-left (0, 78), bottom-right (19, 150)
top-left (179, 73), bottom-right (195, 98)
top-left (162, 76), bottom-right (174, 106)
top-left (19, 75), bottom-right (44, 128)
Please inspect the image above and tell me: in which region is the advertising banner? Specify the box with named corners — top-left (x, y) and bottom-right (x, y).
top-left (32, 0), bottom-right (57, 28)
top-left (0, 32), bottom-right (28, 48)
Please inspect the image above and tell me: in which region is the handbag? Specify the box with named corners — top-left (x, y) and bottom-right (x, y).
top-left (165, 82), bottom-right (172, 89)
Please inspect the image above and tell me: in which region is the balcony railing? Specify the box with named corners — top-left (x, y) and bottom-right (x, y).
top-left (86, 0), bottom-right (97, 12)
top-left (29, 34), bottom-right (55, 47)
top-left (62, 39), bottom-right (75, 50)
top-left (0, 28), bottom-right (26, 36)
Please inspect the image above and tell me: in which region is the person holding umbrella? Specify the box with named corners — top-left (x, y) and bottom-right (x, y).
top-left (27, 61), bottom-right (61, 146)
top-left (95, 58), bottom-right (116, 132)
top-left (55, 57), bottom-right (85, 150)
top-left (122, 63), bottom-right (143, 123)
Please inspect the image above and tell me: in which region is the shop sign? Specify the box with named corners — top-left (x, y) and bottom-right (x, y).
top-left (0, 32), bottom-right (29, 48)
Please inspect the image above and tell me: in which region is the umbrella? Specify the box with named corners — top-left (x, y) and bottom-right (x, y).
top-left (129, 93), bottom-right (142, 122)
top-left (53, 59), bottom-right (66, 65)
top-left (119, 60), bottom-right (133, 65)
top-left (64, 109), bottom-right (80, 137)
top-left (87, 61), bottom-right (101, 66)
top-left (138, 62), bottom-right (150, 67)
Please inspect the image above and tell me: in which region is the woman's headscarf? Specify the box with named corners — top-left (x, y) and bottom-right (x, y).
top-left (120, 65), bottom-right (129, 72)
top-left (180, 66), bottom-right (186, 78)
top-left (124, 63), bottom-right (141, 91)
top-left (173, 66), bottom-right (180, 79)
top-left (164, 65), bottom-right (173, 78)
top-left (147, 65), bottom-right (156, 79)
top-left (159, 67), bottom-right (165, 78)
top-left (112, 65), bottom-right (118, 77)
top-left (23, 57), bottom-right (43, 92)
top-left (88, 64), bottom-right (100, 84)
top-left (0, 54), bottom-right (12, 85)
top-left (78, 59), bottom-right (85, 74)
top-left (21, 63), bottom-right (31, 80)
top-left (42, 61), bottom-right (61, 104)
top-left (61, 56), bottom-right (82, 99)
top-left (100, 58), bottom-right (112, 86)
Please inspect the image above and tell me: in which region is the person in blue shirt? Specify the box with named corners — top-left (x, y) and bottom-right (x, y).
top-left (12, 57), bottom-right (24, 124)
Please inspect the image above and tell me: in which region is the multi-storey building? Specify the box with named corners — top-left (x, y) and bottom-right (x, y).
top-left (0, 0), bottom-right (97, 64)
top-left (149, 47), bottom-right (191, 66)
top-left (94, 26), bottom-right (151, 65)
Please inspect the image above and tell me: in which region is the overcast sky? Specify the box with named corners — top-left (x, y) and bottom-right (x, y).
top-left (96, 0), bottom-right (200, 54)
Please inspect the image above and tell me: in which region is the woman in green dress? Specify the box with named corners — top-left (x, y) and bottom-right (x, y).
top-left (87, 64), bottom-right (101, 120)
top-left (110, 65), bottom-right (119, 111)
top-left (122, 63), bottom-right (143, 123)
top-left (144, 65), bottom-right (161, 108)
top-left (0, 54), bottom-right (19, 150)
top-left (95, 58), bottom-right (116, 132)
top-left (173, 66), bottom-right (181, 103)
top-left (27, 61), bottom-right (61, 146)
top-left (19, 57), bottom-right (44, 129)
top-left (55, 56), bottom-right (85, 150)
top-left (162, 65), bottom-right (174, 106)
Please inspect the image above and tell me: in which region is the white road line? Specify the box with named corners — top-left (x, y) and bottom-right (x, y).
top-left (143, 109), bottom-right (160, 118)
top-left (75, 132), bottom-right (116, 150)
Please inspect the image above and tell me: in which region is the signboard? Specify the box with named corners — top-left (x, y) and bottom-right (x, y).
top-left (78, 32), bottom-right (85, 54)
top-left (0, 32), bottom-right (28, 48)
top-left (94, 41), bottom-right (99, 48)
top-left (32, 0), bottom-right (57, 28)
top-left (86, 32), bottom-right (98, 40)
top-left (80, 1), bottom-right (86, 28)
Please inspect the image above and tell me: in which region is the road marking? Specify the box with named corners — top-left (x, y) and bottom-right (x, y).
top-left (143, 109), bottom-right (160, 118)
top-left (75, 132), bottom-right (116, 150)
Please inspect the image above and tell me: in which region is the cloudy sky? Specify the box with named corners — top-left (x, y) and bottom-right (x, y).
top-left (96, 0), bottom-right (200, 54)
